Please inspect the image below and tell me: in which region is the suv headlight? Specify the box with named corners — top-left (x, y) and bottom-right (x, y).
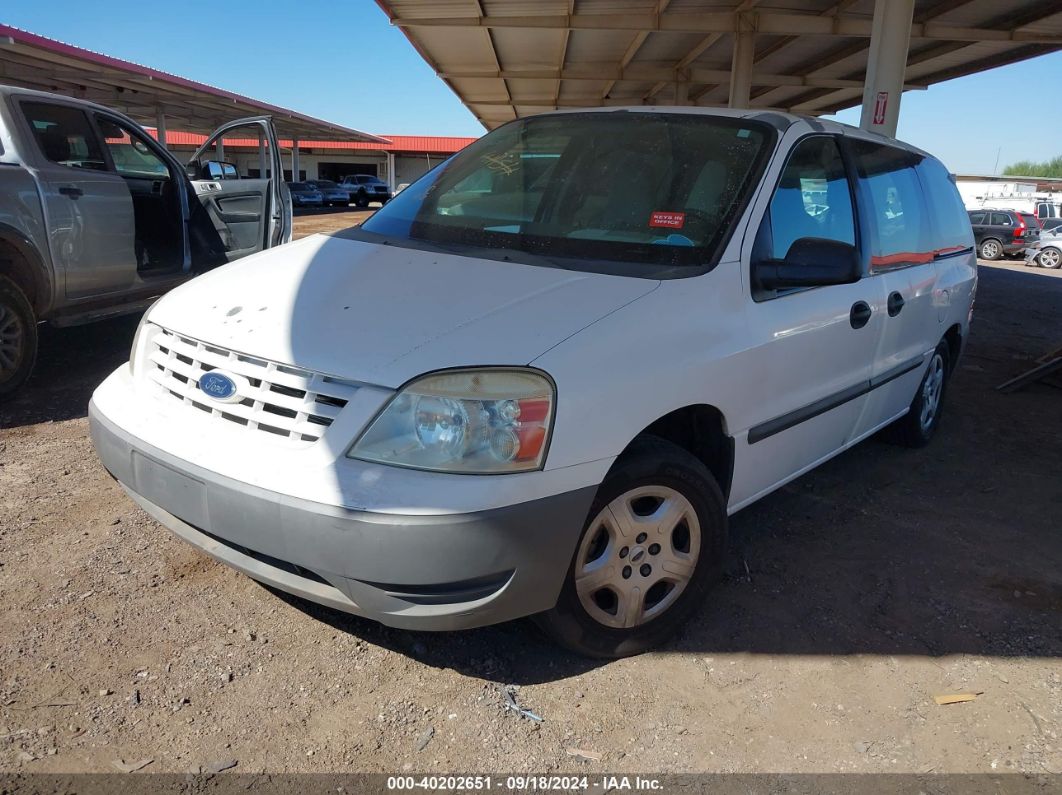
top-left (348, 368), bottom-right (555, 474)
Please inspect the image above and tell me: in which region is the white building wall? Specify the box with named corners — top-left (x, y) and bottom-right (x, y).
top-left (957, 179), bottom-right (1037, 209)
top-left (394, 153), bottom-right (447, 187)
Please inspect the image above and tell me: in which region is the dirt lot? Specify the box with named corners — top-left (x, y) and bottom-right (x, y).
top-left (1, 211), bottom-right (1060, 778)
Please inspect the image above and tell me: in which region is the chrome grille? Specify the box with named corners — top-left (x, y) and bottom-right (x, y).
top-left (145, 326), bottom-right (358, 444)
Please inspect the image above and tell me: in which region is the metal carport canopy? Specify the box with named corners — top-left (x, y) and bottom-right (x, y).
top-left (374, 0), bottom-right (1061, 134)
top-left (0, 24), bottom-right (388, 144)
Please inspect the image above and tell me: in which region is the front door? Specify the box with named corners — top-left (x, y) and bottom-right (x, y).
top-left (186, 117), bottom-right (290, 267)
top-left (729, 135), bottom-right (885, 510)
top-left (18, 98), bottom-right (137, 299)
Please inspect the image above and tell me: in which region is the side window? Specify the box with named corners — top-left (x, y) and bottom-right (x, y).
top-left (22, 101), bottom-right (107, 171)
top-left (850, 140), bottom-right (929, 270)
top-left (95, 116), bottom-right (170, 179)
top-left (761, 136), bottom-right (855, 261)
top-left (992, 212), bottom-right (1012, 227)
top-left (915, 158), bottom-right (974, 252)
top-left (969, 212), bottom-right (986, 225)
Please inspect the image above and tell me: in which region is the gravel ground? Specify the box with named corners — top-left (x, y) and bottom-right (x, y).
top-left (1, 216), bottom-right (1060, 778)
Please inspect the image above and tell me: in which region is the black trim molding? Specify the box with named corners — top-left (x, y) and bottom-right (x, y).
top-left (747, 355), bottom-right (925, 445)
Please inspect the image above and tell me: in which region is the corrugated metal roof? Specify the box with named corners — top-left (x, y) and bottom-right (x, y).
top-left (0, 24), bottom-right (387, 143)
top-left (375, 0), bottom-right (1062, 129)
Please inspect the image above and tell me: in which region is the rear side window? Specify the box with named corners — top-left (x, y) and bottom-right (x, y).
top-left (969, 212), bottom-right (986, 225)
top-left (761, 136), bottom-right (856, 260)
top-left (991, 212), bottom-right (1013, 226)
top-left (22, 101), bottom-right (107, 171)
top-left (850, 139), bottom-right (929, 270)
top-left (915, 158), bottom-right (974, 253)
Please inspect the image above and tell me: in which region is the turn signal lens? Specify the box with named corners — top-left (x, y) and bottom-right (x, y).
top-left (348, 369), bottom-right (555, 474)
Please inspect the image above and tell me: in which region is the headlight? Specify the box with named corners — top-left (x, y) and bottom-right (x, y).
top-left (348, 368), bottom-right (555, 474)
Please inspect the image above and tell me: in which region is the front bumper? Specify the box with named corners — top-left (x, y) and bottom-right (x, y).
top-left (90, 401), bottom-right (595, 630)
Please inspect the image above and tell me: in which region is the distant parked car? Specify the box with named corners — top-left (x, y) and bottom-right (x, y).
top-left (1024, 225), bottom-right (1062, 269)
top-left (967, 209), bottom-right (1040, 260)
top-left (305, 180), bottom-right (350, 207)
top-left (288, 182), bottom-right (324, 208)
top-left (340, 174), bottom-right (391, 207)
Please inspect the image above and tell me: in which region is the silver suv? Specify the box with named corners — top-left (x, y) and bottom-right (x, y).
top-left (339, 174), bottom-right (392, 207)
top-left (0, 85), bottom-right (293, 400)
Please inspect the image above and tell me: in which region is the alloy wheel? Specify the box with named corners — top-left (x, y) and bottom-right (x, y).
top-left (1038, 247), bottom-right (1061, 269)
top-left (919, 353), bottom-right (945, 432)
top-left (981, 240), bottom-right (1001, 260)
top-left (574, 485), bottom-right (701, 629)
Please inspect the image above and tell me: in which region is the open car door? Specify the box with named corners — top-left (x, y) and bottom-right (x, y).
top-left (186, 116), bottom-right (291, 268)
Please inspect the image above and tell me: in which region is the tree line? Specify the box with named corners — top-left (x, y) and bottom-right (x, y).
top-left (1002, 156), bottom-right (1062, 179)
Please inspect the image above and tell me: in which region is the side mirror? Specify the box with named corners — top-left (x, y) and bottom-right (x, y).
top-left (189, 160), bottom-right (240, 180)
top-left (754, 237), bottom-right (861, 291)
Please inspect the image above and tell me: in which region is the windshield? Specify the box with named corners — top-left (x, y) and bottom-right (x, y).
top-left (360, 112), bottom-right (773, 275)
top-left (316, 180), bottom-right (338, 188)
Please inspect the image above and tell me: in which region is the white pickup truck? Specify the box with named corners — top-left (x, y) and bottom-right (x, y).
top-left (0, 85), bottom-right (292, 400)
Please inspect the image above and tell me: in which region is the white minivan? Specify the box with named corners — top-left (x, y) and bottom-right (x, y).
top-left (90, 108), bottom-right (976, 657)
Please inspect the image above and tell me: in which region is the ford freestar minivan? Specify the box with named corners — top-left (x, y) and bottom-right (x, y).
top-left (90, 108), bottom-right (976, 658)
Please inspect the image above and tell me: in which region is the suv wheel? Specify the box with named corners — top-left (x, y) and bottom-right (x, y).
top-left (0, 275), bottom-right (38, 401)
top-left (535, 436), bottom-right (727, 658)
top-left (886, 341), bottom-right (950, 448)
top-left (1037, 246), bottom-right (1061, 269)
top-left (355, 191), bottom-right (369, 208)
top-left (979, 238), bottom-right (1003, 260)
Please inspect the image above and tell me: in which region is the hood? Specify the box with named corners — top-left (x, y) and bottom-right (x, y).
top-left (149, 235), bottom-right (658, 387)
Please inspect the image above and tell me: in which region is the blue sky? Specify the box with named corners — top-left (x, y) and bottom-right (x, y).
top-left (4, 1), bottom-right (1060, 174)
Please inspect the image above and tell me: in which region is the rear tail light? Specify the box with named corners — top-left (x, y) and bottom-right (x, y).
top-left (1014, 216), bottom-right (1026, 238)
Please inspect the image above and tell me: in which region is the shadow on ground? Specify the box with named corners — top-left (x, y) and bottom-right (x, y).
top-left (0, 314), bottom-right (140, 429)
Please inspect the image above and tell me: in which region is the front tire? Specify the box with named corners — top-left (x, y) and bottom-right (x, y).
top-left (535, 436), bottom-right (727, 658)
top-left (979, 238), bottom-right (1003, 260)
top-left (355, 191), bottom-right (369, 208)
top-left (0, 275), bottom-right (38, 402)
top-left (1037, 246), bottom-right (1061, 269)
top-left (886, 341), bottom-right (950, 448)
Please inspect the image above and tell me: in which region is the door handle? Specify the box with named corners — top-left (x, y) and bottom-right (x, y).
top-left (58, 186), bottom-right (83, 199)
top-left (850, 301), bottom-right (872, 329)
top-left (887, 291), bottom-right (905, 317)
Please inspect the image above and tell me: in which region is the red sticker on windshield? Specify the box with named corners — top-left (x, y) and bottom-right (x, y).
top-left (649, 211), bottom-right (686, 229)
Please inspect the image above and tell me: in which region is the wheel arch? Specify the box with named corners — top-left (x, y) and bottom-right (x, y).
top-left (617, 404), bottom-right (734, 501)
top-left (0, 224), bottom-right (51, 316)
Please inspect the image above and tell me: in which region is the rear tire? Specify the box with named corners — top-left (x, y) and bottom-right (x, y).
top-left (0, 274), bottom-right (38, 402)
top-left (535, 436), bottom-right (728, 658)
top-left (979, 238), bottom-right (1003, 260)
top-left (885, 341), bottom-right (950, 448)
top-left (1037, 246), bottom-right (1061, 269)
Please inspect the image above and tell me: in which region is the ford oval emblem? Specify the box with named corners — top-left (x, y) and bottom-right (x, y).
top-left (198, 370), bottom-right (239, 403)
